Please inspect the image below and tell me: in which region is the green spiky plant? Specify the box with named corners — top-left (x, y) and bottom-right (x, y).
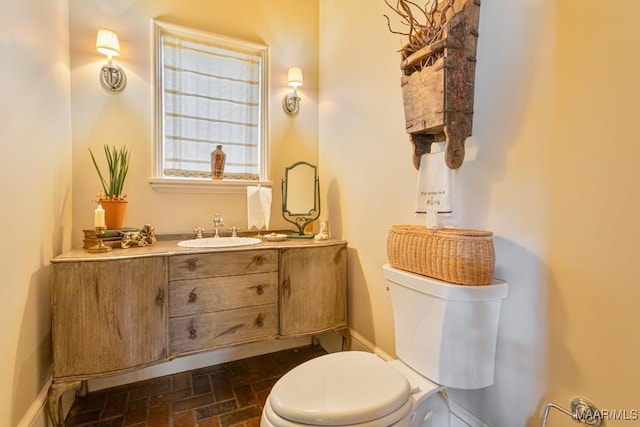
top-left (89, 145), bottom-right (130, 200)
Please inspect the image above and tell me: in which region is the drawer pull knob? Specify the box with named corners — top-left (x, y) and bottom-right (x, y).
top-left (189, 328), bottom-right (197, 339)
top-left (256, 285), bottom-right (264, 295)
top-left (255, 314), bottom-right (265, 328)
top-left (282, 279), bottom-right (291, 298)
top-left (255, 256), bottom-right (264, 265)
top-left (188, 260), bottom-right (197, 271)
top-left (188, 291), bottom-right (198, 303)
top-left (155, 289), bottom-right (164, 305)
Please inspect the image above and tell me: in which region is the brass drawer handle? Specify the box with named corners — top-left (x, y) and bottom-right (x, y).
top-left (255, 314), bottom-right (265, 328)
top-left (189, 328), bottom-right (197, 339)
top-left (188, 291), bottom-right (197, 303)
top-left (255, 255), bottom-right (264, 266)
top-left (188, 260), bottom-right (197, 271)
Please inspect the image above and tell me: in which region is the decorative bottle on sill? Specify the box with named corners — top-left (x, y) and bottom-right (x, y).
top-left (211, 145), bottom-right (226, 180)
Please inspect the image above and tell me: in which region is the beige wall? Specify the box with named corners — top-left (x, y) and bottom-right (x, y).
top-left (320, 0), bottom-right (640, 426)
top-left (69, 0), bottom-right (320, 245)
top-left (0, 0), bottom-right (73, 425)
top-left (6, 1), bottom-right (640, 425)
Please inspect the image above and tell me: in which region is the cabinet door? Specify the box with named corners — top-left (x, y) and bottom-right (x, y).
top-left (280, 244), bottom-right (347, 336)
top-left (52, 257), bottom-right (167, 379)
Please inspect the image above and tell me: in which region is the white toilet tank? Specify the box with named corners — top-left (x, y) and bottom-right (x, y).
top-left (383, 264), bottom-right (508, 390)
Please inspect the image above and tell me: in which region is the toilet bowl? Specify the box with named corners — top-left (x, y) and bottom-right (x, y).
top-left (261, 351), bottom-right (448, 427)
top-left (261, 265), bottom-right (508, 427)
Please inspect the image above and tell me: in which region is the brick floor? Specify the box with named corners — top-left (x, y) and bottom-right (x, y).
top-left (65, 345), bottom-right (327, 427)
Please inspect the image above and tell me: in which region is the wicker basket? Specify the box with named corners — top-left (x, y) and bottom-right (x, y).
top-left (386, 225), bottom-right (495, 285)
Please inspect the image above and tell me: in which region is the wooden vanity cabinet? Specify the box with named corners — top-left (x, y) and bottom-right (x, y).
top-left (280, 244), bottom-right (348, 336)
top-left (48, 240), bottom-right (348, 427)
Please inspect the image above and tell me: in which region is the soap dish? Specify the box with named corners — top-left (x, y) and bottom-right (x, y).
top-left (264, 233), bottom-right (288, 241)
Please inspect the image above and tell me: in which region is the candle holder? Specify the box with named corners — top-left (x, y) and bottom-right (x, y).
top-left (87, 226), bottom-right (112, 253)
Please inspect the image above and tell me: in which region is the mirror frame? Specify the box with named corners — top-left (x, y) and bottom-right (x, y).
top-left (281, 161), bottom-right (320, 238)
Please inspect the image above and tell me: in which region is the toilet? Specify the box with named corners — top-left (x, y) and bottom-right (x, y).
top-left (261, 264), bottom-right (508, 427)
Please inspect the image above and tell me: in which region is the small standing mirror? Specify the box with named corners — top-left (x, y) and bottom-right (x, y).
top-left (282, 161), bottom-right (320, 238)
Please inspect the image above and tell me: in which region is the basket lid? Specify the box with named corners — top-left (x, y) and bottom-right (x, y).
top-left (389, 225), bottom-right (493, 237)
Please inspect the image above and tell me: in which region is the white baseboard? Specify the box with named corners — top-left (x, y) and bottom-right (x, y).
top-left (451, 412), bottom-right (471, 427)
top-left (347, 328), bottom-right (395, 361)
top-left (448, 399), bottom-right (491, 427)
top-left (17, 376), bottom-right (52, 427)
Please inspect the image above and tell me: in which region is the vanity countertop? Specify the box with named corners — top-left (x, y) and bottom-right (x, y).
top-left (53, 237), bottom-right (347, 263)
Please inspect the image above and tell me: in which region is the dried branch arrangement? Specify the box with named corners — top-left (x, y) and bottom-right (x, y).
top-left (384, 0), bottom-right (466, 74)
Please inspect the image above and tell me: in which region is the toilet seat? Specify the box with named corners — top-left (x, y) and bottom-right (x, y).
top-left (263, 397), bottom-right (413, 427)
top-left (267, 352), bottom-right (412, 426)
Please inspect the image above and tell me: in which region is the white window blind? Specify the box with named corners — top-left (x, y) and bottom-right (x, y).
top-left (156, 23), bottom-right (267, 181)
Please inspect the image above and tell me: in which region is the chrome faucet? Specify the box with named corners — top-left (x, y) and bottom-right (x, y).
top-left (213, 214), bottom-right (224, 238)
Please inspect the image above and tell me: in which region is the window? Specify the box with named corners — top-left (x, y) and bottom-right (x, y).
top-left (151, 21), bottom-right (269, 192)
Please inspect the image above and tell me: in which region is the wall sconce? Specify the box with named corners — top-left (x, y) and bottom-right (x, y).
top-left (283, 67), bottom-right (303, 115)
top-left (96, 28), bottom-right (126, 92)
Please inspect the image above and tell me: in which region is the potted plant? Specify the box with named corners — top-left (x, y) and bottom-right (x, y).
top-left (90, 145), bottom-right (130, 229)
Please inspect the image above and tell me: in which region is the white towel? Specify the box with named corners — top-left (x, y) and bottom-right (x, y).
top-left (415, 152), bottom-right (458, 229)
top-left (247, 186), bottom-right (272, 230)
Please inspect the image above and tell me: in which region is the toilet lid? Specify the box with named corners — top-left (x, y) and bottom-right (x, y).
top-left (269, 351), bottom-right (411, 426)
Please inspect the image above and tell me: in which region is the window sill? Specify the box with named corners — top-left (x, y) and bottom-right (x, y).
top-left (148, 178), bottom-right (273, 194)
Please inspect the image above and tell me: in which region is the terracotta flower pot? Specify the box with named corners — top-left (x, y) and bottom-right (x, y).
top-left (101, 199), bottom-right (128, 230)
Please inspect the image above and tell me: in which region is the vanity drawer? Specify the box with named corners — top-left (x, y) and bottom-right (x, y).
top-left (169, 249), bottom-right (277, 281)
top-left (169, 272), bottom-right (278, 317)
top-left (169, 304), bottom-right (277, 355)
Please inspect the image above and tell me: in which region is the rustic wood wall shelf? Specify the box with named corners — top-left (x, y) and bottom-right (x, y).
top-left (387, 0), bottom-right (481, 169)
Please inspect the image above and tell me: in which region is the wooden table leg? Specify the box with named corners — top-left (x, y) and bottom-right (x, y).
top-left (47, 380), bottom-right (82, 427)
top-left (76, 380), bottom-right (88, 398)
top-left (336, 326), bottom-right (351, 351)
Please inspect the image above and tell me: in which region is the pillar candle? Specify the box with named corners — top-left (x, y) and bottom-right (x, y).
top-left (94, 204), bottom-right (106, 228)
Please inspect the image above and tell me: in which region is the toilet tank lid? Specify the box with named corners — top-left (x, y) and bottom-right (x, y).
top-left (383, 264), bottom-right (508, 301)
top-left (269, 351), bottom-right (411, 425)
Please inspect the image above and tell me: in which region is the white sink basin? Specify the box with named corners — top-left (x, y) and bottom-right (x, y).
top-left (177, 237), bottom-right (262, 248)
